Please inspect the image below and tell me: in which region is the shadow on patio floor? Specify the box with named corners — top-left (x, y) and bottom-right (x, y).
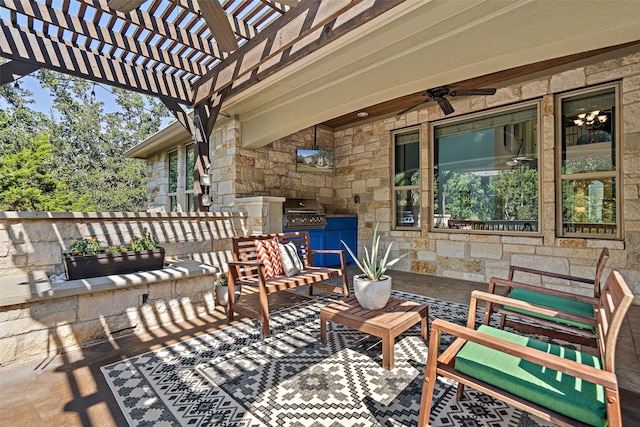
top-left (1, 267), bottom-right (638, 426)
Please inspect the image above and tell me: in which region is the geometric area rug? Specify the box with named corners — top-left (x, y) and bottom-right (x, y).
top-left (101, 290), bottom-right (554, 426)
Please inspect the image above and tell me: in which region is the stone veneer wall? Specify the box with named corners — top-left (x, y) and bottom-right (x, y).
top-left (0, 211), bottom-right (245, 367)
top-left (332, 49), bottom-right (640, 299)
top-left (141, 48), bottom-right (639, 301)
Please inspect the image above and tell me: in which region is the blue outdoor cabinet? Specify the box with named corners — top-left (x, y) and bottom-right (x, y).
top-left (289, 216), bottom-right (357, 267)
top-left (323, 216), bottom-right (357, 267)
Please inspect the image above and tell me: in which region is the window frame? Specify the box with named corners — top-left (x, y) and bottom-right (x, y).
top-left (555, 82), bottom-right (622, 239)
top-left (429, 100), bottom-right (543, 235)
top-left (392, 127), bottom-right (421, 230)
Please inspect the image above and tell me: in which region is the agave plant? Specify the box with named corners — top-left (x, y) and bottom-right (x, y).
top-left (341, 223), bottom-right (412, 281)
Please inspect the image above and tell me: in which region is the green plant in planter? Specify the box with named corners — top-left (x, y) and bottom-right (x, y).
top-left (341, 223), bottom-right (412, 280)
top-left (128, 228), bottom-right (158, 251)
top-left (105, 245), bottom-right (128, 254)
top-left (215, 272), bottom-right (228, 287)
top-left (68, 237), bottom-right (101, 256)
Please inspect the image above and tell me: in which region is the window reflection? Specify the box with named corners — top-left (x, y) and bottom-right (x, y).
top-left (433, 105), bottom-right (539, 232)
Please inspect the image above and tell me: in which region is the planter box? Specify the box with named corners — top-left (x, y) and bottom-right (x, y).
top-left (63, 247), bottom-right (166, 280)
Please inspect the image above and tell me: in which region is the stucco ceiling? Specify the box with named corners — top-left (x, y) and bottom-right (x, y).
top-left (220, 0), bottom-right (640, 149)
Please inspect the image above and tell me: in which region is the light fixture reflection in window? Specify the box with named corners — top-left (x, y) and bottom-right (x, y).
top-left (573, 110), bottom-right (606, 127)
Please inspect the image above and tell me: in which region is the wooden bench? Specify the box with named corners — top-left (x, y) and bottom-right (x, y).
top-left (418, 270), bottom-right (633, 427)
top-left (227, 231), bottom-right (349, 337)
top-left (485, 248), bottom-right (609, 347)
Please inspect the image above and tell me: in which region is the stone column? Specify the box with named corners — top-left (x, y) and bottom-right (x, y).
top-left (233, 196), bottom-right (285, 235)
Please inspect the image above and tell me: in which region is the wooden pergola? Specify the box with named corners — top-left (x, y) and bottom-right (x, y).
top-left (0, 0), bottom-right (403, 210)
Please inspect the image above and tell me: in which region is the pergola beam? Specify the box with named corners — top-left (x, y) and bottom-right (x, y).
top-left (0, 59), bottom-right (40, 85)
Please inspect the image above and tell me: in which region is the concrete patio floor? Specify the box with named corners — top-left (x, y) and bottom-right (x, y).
top-left (1, 267), bottom-right (638, 426)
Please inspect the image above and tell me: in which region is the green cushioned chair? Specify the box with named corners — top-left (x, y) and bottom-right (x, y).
top-left (417, 270), bottom-right (632, 427)
top-left (456, 325), bottom-right (605, 426)
top-left (484, 248), bottom-right (608, 347)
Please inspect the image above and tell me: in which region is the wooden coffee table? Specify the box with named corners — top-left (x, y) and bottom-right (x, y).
top-left (320, 296), bottom-right (429, 370)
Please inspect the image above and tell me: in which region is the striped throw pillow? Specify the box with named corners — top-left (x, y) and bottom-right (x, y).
top-left (254, 237), bottom-right (283, 280)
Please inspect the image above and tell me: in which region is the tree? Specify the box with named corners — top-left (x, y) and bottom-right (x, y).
top-left (493, 165), bottom-right (539, 220)
top-left (0, 134), bottom-right (87, 211)
top-left (442, 172), bottom-right (491, 220)
top-left (0, 70), bottom-right (171, 212)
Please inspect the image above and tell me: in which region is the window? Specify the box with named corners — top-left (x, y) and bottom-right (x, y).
top-left (185, 144), bottom-right (195, 212)
top-left (558, 85), bottom-right (619, 237)
top-left (432, 104), bottom-right (539, 233)
top-left (393, 130), bottom-right (420, 228)
top-left (168, 150), bottom-right (178, 212)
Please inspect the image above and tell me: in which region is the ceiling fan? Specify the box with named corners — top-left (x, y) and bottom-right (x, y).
top-left (398, 85), bottom-right (497, 116)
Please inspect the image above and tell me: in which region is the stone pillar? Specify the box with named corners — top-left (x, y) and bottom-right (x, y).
top-left (233, 196), bottom-right (285, 235)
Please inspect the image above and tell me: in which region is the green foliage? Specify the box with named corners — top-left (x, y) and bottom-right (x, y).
top-left (215, 272), bottom-right (228, 286)
top-left (69, 228), bottom-right (159, 256)
top-left (341, 223), bottom-right (412, 281)
top-left (442, 172), bottom-right (491, 220)
top-left (128, 228), bottom-right (159, 251)
top-left (0, 69), bottom-right (171, 212)
top-left (493, 165), bottom-right (539, 220)
top-left (0, 134), bottom-right (86, 211)
top-left (68, 237), bottom-right (101, 256)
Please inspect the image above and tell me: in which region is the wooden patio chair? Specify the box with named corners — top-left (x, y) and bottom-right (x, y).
top-left (418, 270), bottom-right (633, 427)
top-left (484, 248), bottom-right (609, 347)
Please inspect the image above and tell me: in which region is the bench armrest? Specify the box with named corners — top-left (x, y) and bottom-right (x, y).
top-left (431, 317), bottom-right (616, 389)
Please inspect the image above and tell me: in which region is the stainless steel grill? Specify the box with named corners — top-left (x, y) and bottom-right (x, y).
top-left (283, 198), bottom-right (327, 230)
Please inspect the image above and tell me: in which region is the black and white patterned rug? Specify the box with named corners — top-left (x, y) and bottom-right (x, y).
top-left (102, 290), bottom-right (553, 426)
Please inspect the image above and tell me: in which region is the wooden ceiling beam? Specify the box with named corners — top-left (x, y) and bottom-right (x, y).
top-left (0, 59), bottom-right (41, 85)
top-left (195, 0), bottom-right (238, 52)
top-left (107, 0), bottom-right (146, 14)
top-left (0, 18), bottom-right (191, 104)
top-left (192, 0), bottom-right (406, 106)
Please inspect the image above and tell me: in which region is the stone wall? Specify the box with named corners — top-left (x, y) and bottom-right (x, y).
top-left (0, 211), bottom-right (245, 368)
top-left (0, 211), bottom-right (245, 278)
top-left (141, 48), bottom-right (639, 302)
top-left (332, 49), bottom-right (640, 299)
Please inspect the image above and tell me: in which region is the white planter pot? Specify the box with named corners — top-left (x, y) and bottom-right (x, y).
top-left (216, 284), bottom-right (241, 306)
top-left (353, 275), bottom-right (392, 310)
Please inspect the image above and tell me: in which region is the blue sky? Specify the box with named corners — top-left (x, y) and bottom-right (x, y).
top-left (4, 73), bottom-right (174, 129)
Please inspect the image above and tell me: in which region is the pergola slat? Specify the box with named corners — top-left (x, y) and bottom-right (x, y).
top-left (0, 18), bottom-right (191, 104)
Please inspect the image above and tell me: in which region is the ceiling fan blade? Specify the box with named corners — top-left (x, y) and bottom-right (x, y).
top-left (397, 99), bottom-right (428, 116)
top-left (108, 0), bottom-right (146, 13)
top-left (197, 0), bottom-right (239, 52)
top-left (449, 88), bottom-right (497, 96)
top-left (435, 97), bottom-right (455, 115)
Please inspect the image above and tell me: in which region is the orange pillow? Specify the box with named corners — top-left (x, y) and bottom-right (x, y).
top-left (254, 237), bottom-right (283, 279)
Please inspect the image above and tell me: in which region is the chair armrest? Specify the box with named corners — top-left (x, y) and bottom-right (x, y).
top-left (509, 265), bottom-right (594, 284)
top-left (311, 249), bottom-right (344, 254)
top-left (430, 318), bottom-right (616, 389)
top-left (489, 277), bottom-right (599, 305)
top-left (473, 289), bottom-right (597, 327)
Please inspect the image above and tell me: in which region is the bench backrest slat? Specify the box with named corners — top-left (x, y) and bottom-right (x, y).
top-left (232, 232), bottom-right (312, 269)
